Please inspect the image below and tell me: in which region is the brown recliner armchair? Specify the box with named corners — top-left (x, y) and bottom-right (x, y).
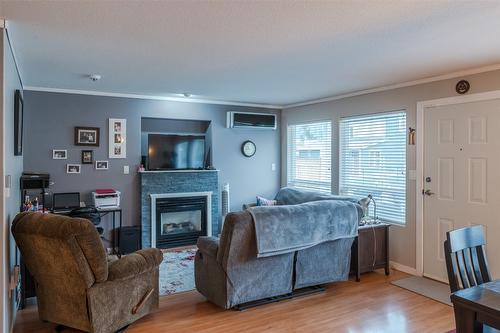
top-left (12, 212), bottom-right (163, 333)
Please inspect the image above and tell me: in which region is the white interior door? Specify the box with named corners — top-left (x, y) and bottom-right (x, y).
top-left (423, 98), bottom-right (500, 282)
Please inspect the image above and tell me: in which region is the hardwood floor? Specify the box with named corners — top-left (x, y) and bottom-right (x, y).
top-left (13, 270), bottom-right (455, 333)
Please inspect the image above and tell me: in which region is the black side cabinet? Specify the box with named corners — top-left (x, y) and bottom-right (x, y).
top-left (20, 258), bottom-right (36, 309)
top-left (351, 223), bottom-right (390, 282)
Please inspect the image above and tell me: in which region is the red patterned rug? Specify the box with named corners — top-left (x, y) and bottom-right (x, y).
top-left (159, 248), bottom-right (197, 296)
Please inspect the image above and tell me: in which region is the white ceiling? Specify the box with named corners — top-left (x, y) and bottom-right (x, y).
top-left (2, 1), bottom-right (500, 107)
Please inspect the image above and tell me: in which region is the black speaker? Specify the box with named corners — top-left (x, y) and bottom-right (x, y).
top-left (119, 226), bottom-right (141, 254)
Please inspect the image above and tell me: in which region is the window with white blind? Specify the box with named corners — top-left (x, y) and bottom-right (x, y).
top-left (339, 112), bottom-right (406, 224)
top-left (287, 121), bottom-right (331, 193)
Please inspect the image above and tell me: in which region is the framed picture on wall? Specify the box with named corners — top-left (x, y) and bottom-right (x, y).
top-left (75, 126), bottom-right (100, 146)
top-left (109, 118), bottom-right (126, 158)
top-left (14, 90), bottom-right (23, 156)
top-left (95, 160), bottom-right (109, 170)
top-left (52, 149), bottom-right (67, 159)
top-left (66, 164), bottom-right (81, 174)
top-left (81, 150), bottom-right (93, 164)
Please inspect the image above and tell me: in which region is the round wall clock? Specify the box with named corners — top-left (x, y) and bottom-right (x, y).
top-left (455, 80), bottom-right (470, 94)
top-left (241, 140), bottom-right (256, 157)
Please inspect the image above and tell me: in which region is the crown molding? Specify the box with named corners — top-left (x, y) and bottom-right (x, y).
top-left (23, 86), bottom-right (282, 109)
top-left (23, 63), bottom-right (500, 110)
top-left (284, 63), bottom-right (500, 109)
top-left (3, 20), bottom-right (24, 88)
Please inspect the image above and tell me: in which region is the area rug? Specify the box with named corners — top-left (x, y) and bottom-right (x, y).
top-left (158, 248), bottom-right (197, 296)
top-left (391, 276), bottom-right (452, 306)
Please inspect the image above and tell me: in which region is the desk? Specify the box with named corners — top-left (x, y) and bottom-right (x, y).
top-left (96, 208), bottom-right (122, 254)
top-left (451, 280), bottom-right (500, 333)
top-left (52, 207), bottom-right (123, 254)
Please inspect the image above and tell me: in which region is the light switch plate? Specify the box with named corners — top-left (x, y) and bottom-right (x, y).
top-left (271, 163), bottom-right (276, 171)
top-left (408, 169), bottom-right (417, 180)
top-left (124, 165), bottom-right (129, 174)
top-left (5, 175), bottom-right (11, 198)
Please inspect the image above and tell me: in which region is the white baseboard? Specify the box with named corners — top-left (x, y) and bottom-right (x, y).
top-left (390, 261), bottom-right (418, 276)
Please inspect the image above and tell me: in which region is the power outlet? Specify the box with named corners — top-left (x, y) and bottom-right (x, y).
top-left (124, 165), bottom-right (129, 174)
top-left (271, 163), bottom-right (276, 171)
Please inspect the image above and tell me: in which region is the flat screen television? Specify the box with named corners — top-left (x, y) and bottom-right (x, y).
top-left (147, 134), bottom-right (205, 170)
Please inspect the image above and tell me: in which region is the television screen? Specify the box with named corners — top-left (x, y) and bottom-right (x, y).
top-left (147, 134), bottom-right (205, 170)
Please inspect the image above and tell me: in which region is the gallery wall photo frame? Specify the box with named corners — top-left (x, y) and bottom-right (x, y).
top-left (109, 118), bottom-right (126, 158)
top-left (75, 126), bottom-right (100, 146)
top-left (66, 164), bottom-right (81, 174)
top-left (95, 160), bottom-right (109, 170)
top-left (81, 150), bottom-right (93, 164)
top-left (14, 90), bottom-right (23, 156)
top-left (52, 149), bottom-right (67, 159)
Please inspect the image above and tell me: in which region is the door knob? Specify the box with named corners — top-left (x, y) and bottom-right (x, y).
top-left (423, 189), bottom-right (434, 196)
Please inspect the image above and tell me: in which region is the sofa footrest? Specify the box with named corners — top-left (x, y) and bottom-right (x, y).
top-left (233, 285), bottom-right (325, 311)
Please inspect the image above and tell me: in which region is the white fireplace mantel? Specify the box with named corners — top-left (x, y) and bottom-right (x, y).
top-left (150, 191), bottom-right (212, 248)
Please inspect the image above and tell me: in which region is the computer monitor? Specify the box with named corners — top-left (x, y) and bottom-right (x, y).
top-left (52, 192), bottom-right (80, 212)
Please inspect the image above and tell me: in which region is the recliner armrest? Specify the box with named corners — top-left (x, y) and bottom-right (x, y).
top-left (108, 248), bottom-right (163, 281)
top-left (242, 203), bottom-right (257, 210)
top-left (197, 236), bottom-right (219, 257)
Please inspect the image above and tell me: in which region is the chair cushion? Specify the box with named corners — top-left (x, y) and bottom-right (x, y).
top-left (108, 248), bottom-right (163, 281)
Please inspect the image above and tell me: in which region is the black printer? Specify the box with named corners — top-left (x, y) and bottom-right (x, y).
top-left (20, 172), bottom-right (50, 189)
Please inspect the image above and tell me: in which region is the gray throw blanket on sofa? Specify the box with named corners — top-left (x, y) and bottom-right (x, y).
top-left (249, 200), bottom-right (359, 258)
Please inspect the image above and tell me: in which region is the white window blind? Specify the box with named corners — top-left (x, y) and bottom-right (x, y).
top-left (287, 121), bottom-right (331, 193)
top-left (339, 112), bottom-right (406, 224)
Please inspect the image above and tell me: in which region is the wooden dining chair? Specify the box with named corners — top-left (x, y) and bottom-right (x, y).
top-left (444, 225), bottom-right (491, 293)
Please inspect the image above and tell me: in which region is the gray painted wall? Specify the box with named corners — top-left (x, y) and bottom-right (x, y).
top-left (23, 91), bottom-right (281, 240)
top-left (141, 117), bottom-right (210, 134)
top-left (2, 29), bottom-right (24, 331)
top-left (282, 69), bottom-right (500, 270)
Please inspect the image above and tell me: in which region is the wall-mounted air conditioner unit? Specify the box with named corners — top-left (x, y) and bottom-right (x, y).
top-left (226, 112), bottom-right (277, 130)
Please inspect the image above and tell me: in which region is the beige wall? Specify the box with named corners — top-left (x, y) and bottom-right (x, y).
top-left (282, 69), bottom-right (500, 269)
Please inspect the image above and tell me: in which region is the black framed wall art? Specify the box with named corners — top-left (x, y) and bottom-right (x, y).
top-left (14, 90), bottom-right (23, 156)
top-left (74, 126), bottom-right (100, 146)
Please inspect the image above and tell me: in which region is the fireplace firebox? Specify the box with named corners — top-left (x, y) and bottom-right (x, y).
top-left (155, 196), bottom-right (207, 248)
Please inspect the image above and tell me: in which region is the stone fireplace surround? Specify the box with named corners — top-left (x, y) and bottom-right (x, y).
top-left (140, 170), bottom-right (219, 248)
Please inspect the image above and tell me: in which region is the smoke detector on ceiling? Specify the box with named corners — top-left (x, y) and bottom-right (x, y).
top-left (89, 74), bottom-right (102, 82)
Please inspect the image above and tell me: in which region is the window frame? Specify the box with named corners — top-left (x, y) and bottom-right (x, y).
top-left (339, 110), bottom-right (407, 225)
top-left (286, 119), bottom-right (333, 193)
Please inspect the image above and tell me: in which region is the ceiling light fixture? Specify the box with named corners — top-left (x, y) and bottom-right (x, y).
top-left (89, 74), bottom-right (102, 82)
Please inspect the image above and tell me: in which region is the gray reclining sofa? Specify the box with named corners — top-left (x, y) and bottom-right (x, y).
top-left (195, 188), bottom-right (361, 309)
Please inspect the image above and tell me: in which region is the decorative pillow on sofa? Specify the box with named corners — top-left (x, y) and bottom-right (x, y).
top-left (256, 196), bottom-right (277, 206)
